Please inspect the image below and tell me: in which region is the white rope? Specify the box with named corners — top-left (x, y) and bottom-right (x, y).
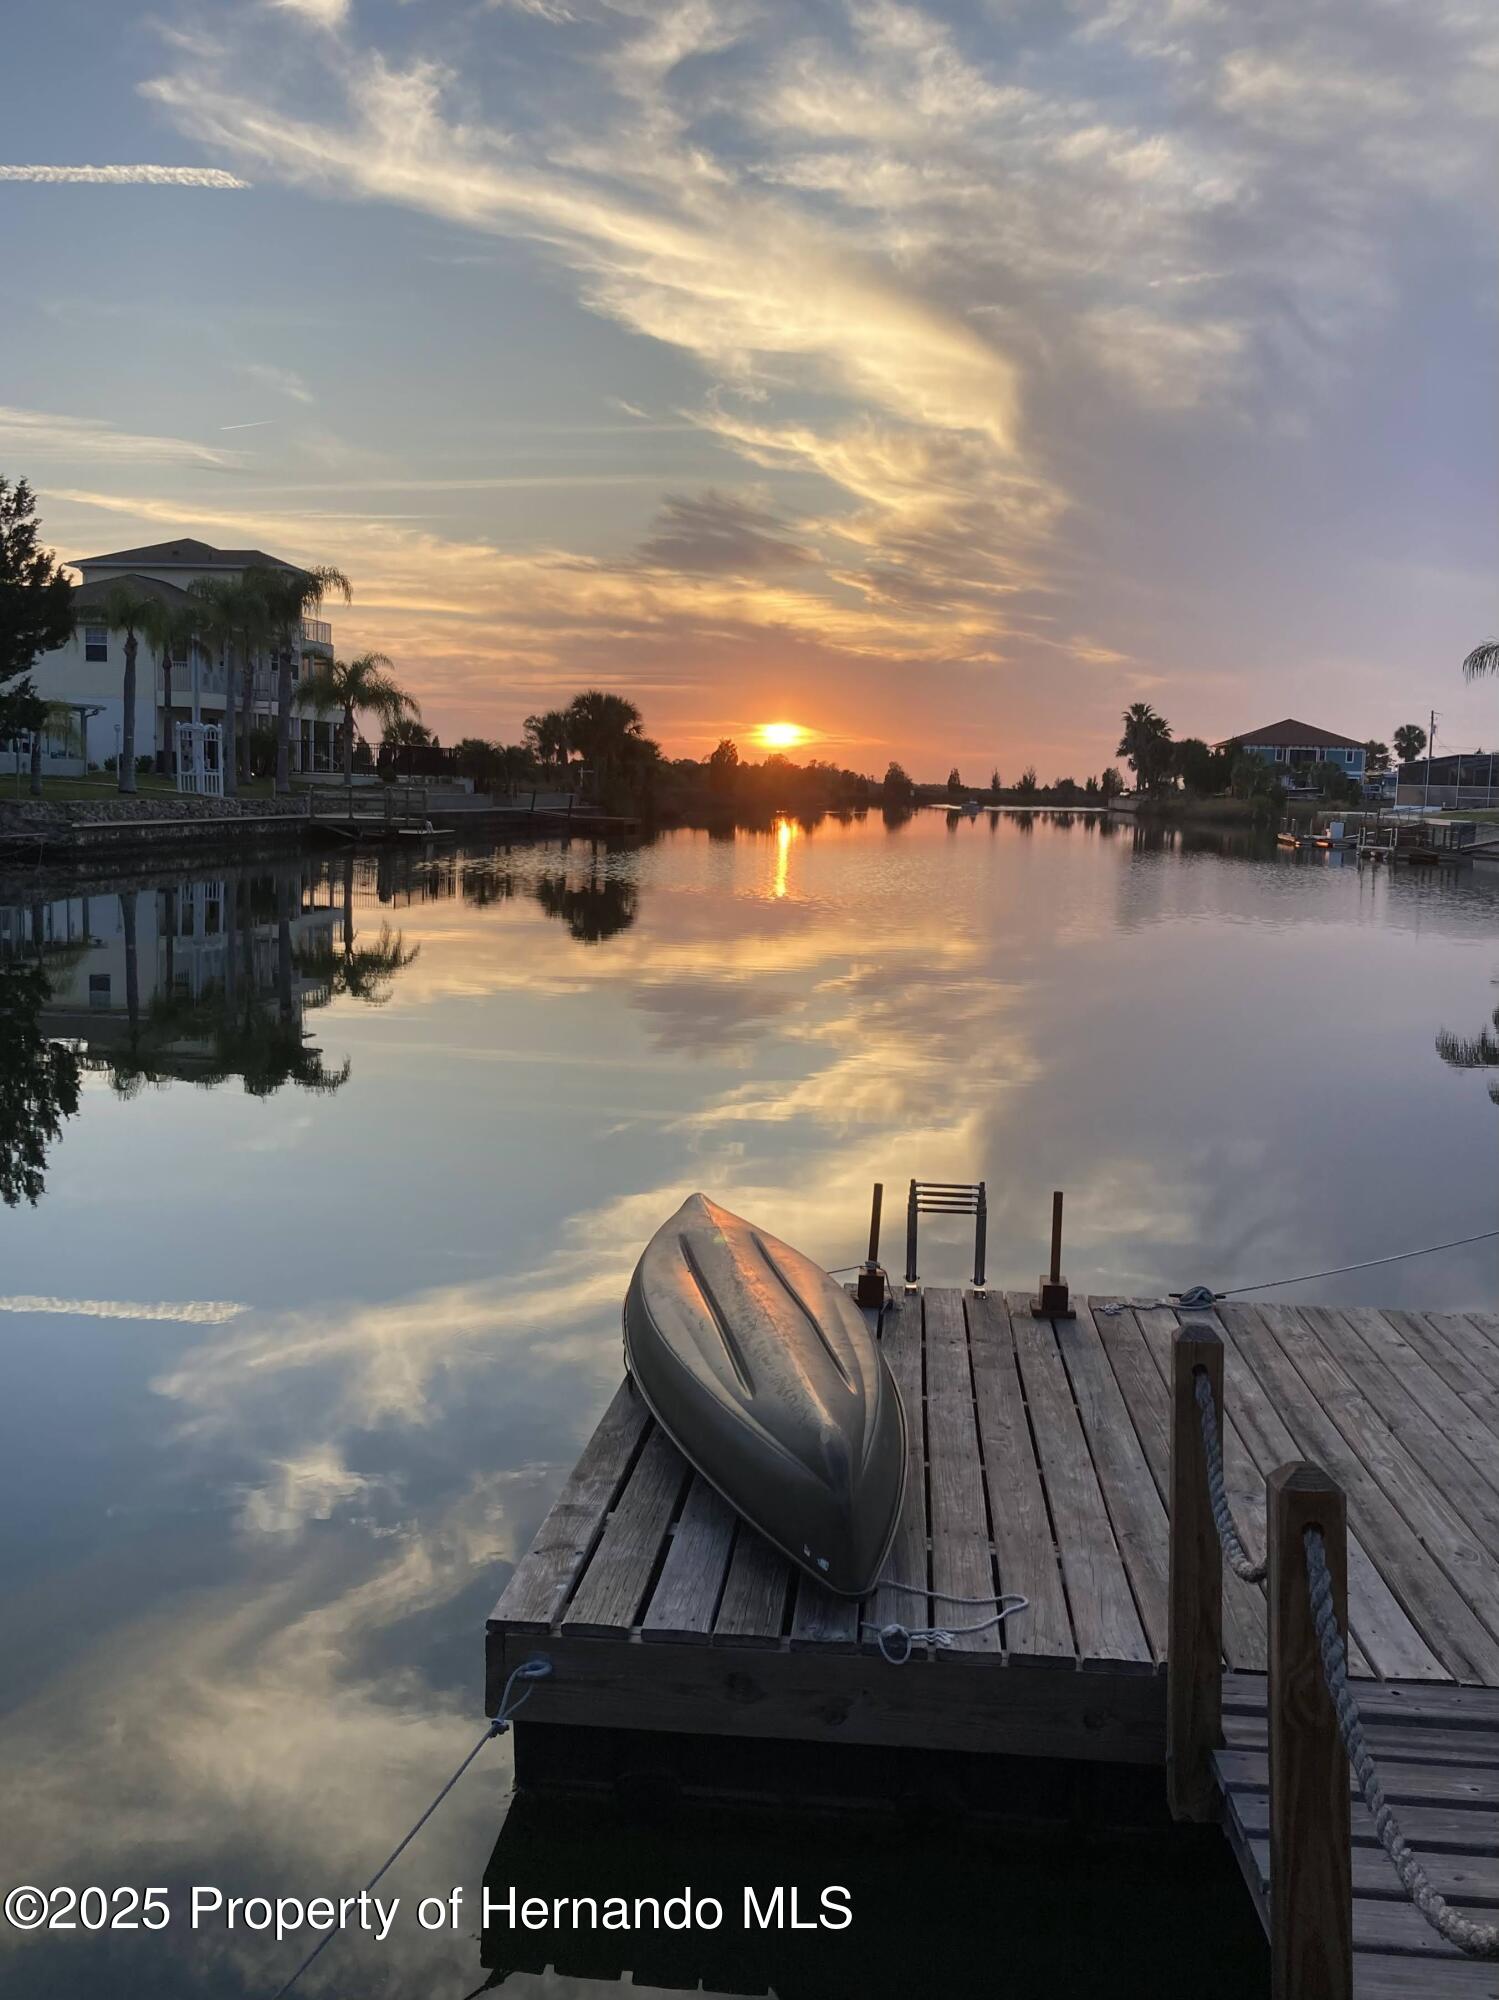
top-left (269, 1656), bottom-right (552, 1998)
top-left (1193, 1369), bottom-right (1267, 1584)
top-left (1305, 1530), bottom-right (1499, 1959)
top-left (861, 1582), bottom-right (1029, 1665)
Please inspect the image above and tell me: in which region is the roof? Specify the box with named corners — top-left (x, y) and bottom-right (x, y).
top-left (74, 572), bottom-right (193, 609)
top-left (69, 538), bottom-right (297, 573)
top-left (1213, 718), bottom-right (1364, 752)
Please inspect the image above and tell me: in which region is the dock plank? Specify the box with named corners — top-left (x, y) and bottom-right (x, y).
top-left (791, 1570), bottom-right (861, 1651)
top-left (641, 1476), bottom-right (738, 1645)
top-left (712, 1525), bottom-right (792, 1650)
top-left (489, 1379), bottom-right (650, 1633)
top-left (1304, 1308), bottom-right (1499, 1556)
top-left (923, 1289), bottom-right (1001, 1654)
top-left (966, 1291), bottom-right (1074, 1662)
top-left (562, 1425), bottom-right (691, 1638)
top-left (865, 1294), bottom-right (932, 1659)
top-left (1089, 1299), bottom-right (1265, 1670)
top-left (1005, 1291), bottom-right (1151, 1670)
top-left (1215, 1305), bottom-right (1459, 1683)
top-left (1248, 1303), bottom-right (1499, 1679)
top-left (1132, 1304), bottom-right (1401, 1680)
top-left (1380, 1310), bottom-right (1495, 1401)
top-left (1053, 1302), bottom-right (1171, 1661)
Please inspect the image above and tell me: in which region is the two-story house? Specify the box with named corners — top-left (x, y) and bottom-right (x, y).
top-left (24, 537), bottom-right (338, 777)
top-left (1213, 719), bottom-right (1367, 781)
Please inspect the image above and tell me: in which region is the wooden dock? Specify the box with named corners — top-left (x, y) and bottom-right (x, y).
top-left (488, 1288), bottom-right (1499, 1994)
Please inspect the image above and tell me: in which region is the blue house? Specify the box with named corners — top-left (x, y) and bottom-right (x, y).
top-left (1213, 718), bottom-right (1366, 779)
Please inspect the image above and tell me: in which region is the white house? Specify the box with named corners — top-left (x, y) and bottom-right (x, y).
top-left (19, 537), bottom-right (339, 778)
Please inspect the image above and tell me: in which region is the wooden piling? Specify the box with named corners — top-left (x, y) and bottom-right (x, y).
top-left (1167, 1322), bottom-right (1224, 1821)
top-left (1267, 1461), bottom-right (1352, 2000)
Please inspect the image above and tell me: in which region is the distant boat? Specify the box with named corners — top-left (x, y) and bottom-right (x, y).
top-left (1106, 793), bottom-right (1142, 814)
top-left (623, 1194), bottom-right (908, 1598)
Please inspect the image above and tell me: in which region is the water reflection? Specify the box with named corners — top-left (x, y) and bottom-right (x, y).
top-left (533, 870), bottom-right (639, 943)
top-left (1, 815), bottom-right (1495, 1999)
top-left (1437, 987), bottom-right (1499, 1105)
top-left (0, 860), bottom-right (425, 1122)
top-left (0, 952), bottom-right (82, 1205)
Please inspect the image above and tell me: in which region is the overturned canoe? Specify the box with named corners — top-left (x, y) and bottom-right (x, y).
top-left (623, 1193), bottom-right (907, 1598)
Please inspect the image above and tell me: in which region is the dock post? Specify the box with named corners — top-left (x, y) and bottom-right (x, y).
top-left (1031, 1189), bottom-right (1073, 1316)
top-left (1167, 1322), bottom-right (1224, 1821)
top-left (1267, 1462), bottom-right (1352, 2000)
top-left (904, 1179), bottom-right (918, 1288)
top-left (857, 1183), bottom-right (886, 1308)
top-left (972, 1181), bottom-right (987, 1290)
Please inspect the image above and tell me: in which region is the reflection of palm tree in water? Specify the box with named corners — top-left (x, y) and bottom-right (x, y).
top-left (107, 875), bottom-right (354, 1098)
top-left (1437, 995), bottom-right (1499, 1105)
top-left (0, 943), bottom-right (83, 1206)
top-left (292, 856), bottom-right (420, 1005)
top-left (533, 869), bottom-right (638, 943)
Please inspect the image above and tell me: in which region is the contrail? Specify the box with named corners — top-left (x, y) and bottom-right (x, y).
top-left (0, 165), bottom-right (249, 188)
top-left (0, 1294), bottom-right (249, 1324)
top-left (220, 419), bottom-right (279, 431)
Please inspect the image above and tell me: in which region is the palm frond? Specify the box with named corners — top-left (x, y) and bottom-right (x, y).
top-left (1462, 640), bottom-right (1499, 680)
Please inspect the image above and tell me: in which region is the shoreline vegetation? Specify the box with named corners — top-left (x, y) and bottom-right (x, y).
top-left (6, 485), bottom-right (1493, 842)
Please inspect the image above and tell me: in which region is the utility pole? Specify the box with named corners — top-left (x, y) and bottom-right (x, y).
top-left (1422, 708), bottom-right (1436, 815)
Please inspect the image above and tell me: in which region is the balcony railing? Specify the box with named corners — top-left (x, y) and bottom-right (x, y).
top-left (301, 618), bottom-right (333, 649)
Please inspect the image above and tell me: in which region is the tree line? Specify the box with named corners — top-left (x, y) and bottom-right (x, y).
top-left (1111, 701), bottom-right (1489, 806)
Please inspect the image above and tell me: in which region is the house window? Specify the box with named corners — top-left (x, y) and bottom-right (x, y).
top-left (1274, 747), bottom-right (1285, 762)
top-left (88, 973), bottom-right (111, 1008)
top-left (84, 626), bottom-right (108, 662)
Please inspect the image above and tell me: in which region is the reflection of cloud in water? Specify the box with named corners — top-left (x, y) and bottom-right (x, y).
top-left (0, 1482), bottom-right (536, 1994)
top-left (0, 1293), bottom-right (247, 1323)
top-left (235, 1446), bottom-right (385, 1538)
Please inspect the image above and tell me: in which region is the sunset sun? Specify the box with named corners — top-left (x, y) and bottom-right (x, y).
top-left (755, 721), bottom-right (809, 750)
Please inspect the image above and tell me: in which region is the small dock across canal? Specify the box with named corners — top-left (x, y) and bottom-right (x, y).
top-left (489, 1288), bottom-right (1499, 1996)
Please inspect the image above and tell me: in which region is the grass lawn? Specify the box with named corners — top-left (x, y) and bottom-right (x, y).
top-left (0, 773), bottom-right (277, 803)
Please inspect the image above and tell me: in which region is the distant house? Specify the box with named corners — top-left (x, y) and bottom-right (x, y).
top-left (1395, 750), bottom-right (1497, 811)
top-left (1213, 719), bottom-right (1367, 780)
top-left (20, 537), bottom-right (338, 777)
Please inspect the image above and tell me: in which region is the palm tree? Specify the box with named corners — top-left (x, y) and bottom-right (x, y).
top-left (89, 584), bottom-right (166, 794)
top-left (524, 708), bottom-right (571, 771)
top-left (1117, 702), bottom-right (1174, 793)
top-left (243, 563), bottom-right (352, 796)
top-left (22, 697), bottom-right (79, 796)
top-left (1392, 723), bottom-right (1428, 766)
top-left (1462, 641), bottom-right (1499, 680)
top-left (381, 717), bottom-right (433, 751)
top-left (296, 652), bottom-right (419, 784)
top-left (187, 578), bottom-right (259, 799)
top-left (564, 689), bottom-right (644, 791)
top-left (133, 593), bottom-right (182, 778)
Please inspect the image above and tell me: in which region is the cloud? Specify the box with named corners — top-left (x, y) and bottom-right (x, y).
top-left (104, 0), bottom-right (1499, 764)
top-left (268, 0), bottom-right (350, 27)
top-left (141, 46), bottom-right (1023, 447)
top-left (1078, 306), bottom-right (1248, 410)
top-left (241, 359), bottom-right (315, 404)
top-left (635, 490), bottom-right (817, 575)
top-left (0, 163), bottom-right (248, 187)
top-left (0, 1294), bottom-right (247, 1324)
top-left (0, 406), bottom-right (238, 468)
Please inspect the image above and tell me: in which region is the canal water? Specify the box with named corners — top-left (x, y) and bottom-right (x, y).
top-left (1, 809), bottom-right (1494, 1997)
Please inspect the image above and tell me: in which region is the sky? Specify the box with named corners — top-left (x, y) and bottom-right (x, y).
top-left (0, 0), bottom-right (1494, 776)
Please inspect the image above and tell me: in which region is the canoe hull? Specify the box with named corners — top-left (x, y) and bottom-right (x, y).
top-left (623, 1194), bottom-right (907, 1599)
